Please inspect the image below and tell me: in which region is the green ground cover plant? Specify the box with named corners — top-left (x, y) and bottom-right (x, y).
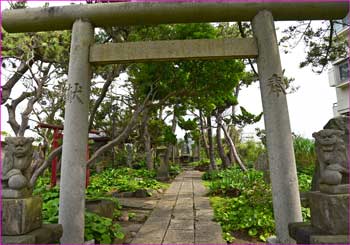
top-left (34, 175), bottom-right (124, 243)
top-left (293, 135), bottom-right (316, 167)
top-left (33, 166), bottom-right (167, 243)
top-left (204, 167), bottom-right (313, 243)
top-left (169, 163), bottom-right (182, 177)
top-left (86, 167), bottom-right (168, 196)
top-left (237, 140), bottom-right (265, 167)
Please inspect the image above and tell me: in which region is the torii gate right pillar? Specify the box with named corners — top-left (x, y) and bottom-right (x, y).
top-left (252, 10), bottom-right (302, 243)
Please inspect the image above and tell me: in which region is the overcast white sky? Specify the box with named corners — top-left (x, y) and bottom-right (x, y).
top-left (0, 1), bottom-right (337, 140)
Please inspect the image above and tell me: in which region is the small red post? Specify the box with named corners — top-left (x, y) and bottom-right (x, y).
top-left (86, 146), bottom-right (90, 188)
top-left (50, 129), bottom-right (59, 187)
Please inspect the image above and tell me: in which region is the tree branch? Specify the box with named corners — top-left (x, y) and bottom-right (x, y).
top-left (320, 20), bottom-right (334, 73)
top-left (29, 146), bottom-right (62, 187)
top-left (238, 22), bottom-right (259, 77)
top-left (1, 58), bottom-right (35, 104)
top-left (88, 64), bottom-right (125, 130)
top-left (87, 92), bottom-right (151, 166)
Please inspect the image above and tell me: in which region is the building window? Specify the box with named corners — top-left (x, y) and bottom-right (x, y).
top-left (338, 60), bottom-right (349, 82)
top-left (334, 15), bottom-right (349, 35)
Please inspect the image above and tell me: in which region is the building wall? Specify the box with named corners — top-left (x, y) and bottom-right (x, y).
top-left (329, 14), bottom-right (349, 116)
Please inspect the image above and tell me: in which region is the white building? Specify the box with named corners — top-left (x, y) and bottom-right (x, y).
top-left (328, 14), bottom-right (349, 116)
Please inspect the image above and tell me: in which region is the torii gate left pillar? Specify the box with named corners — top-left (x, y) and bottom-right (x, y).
top-left (58, 20), bottom-right (93, 244)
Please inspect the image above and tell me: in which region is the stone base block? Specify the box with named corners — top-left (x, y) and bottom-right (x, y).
top-left (86, 199), bottom-right (115, 218)
top-left (289, 222), bottom-right (350, 244)
top-left (319, 184), bottom-right (349, 194)
top-left (2, 188), bottom-right (32, 198)
top-left (2, 196), bottom-right (42, 235)
top-left (2, 224), bottom-right (63, 244)
top-left (309, 191), bottom-right (349, 235)
top-left (310, 234), bottom-right (350, 244)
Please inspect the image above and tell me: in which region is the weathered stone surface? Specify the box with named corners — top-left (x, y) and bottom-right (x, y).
top-left (309, 191), bottom-right (349, 234)
top-left (2, 224), bottom-right (62, 244)
top-left (300, 192), bottom-right (309, 208)
top-left (310, 234), bottom-right (350, 244)
top-left (118, 197), bottom-right (158, 210)
top-left (85, 199), bottom-right (115, 218)
top-left (193, 180), bottom-right (208, 196)
top-left (194, 197), bottom-right (211, 210)
top-left (131, 170), bottom-right (225, 244)
top-left (126, 209), bottom-right (150, 223)
top-left (324, 116), bottom-right (350, 147)
top-left (2, 235), bottom-right (35, 244)
top-left (289, 222), bottom-right (350, 244)
top-left (27, 224), bottom-right (63, 244)
top-left (195, 209), bottom-right (214, 221)
top-left (2, 188), bottom-right (32, 198)
top-left (312, 129), bottom-right (349, 188)
top-left (288, 222), bottom-right (323, 244)
top-left (2, 137), bottom-right (34, 198)
top-left (169, 219), bottom-right (194, 230)
top-left (134, 189), bottom-right (150, 198)
top-left (253, 10), bottom-right (302, 243)
top-left (172, 210), bottom-right (194, 220)
top-left (2, 196), bottom-right (42, 235)
top-left (312, 116), bottom-right (350, 191)
top-left (132, 220), bottom-right (169, 244)
top-left (319, 184), bottom-right (349, 194)
top-left (58, 20), bottom-right (94, 244)
top-left (195, 221), bottom-right (226, 244)
top-left (254, 152), bottom-right (269, 171)
top-left (163, 229), bottom-right (194, 244)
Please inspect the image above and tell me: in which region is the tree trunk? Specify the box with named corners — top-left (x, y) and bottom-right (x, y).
top-left (87, 95), bottom-right (149, 166)
top-left (196, 141), bottom-right (201, 161)
top-left (164, 108), bottom-right (177, 166)
top-left (222, 124), bottom-right (247, 171)
top-left (158, 108), bottom-right (177, 180)
top-left (207, 115), bottom-right (217, 170)
top-left (216, 113), bottom-right (230, 168)
top-left (199, 110), bottom-right (210, 159)
top-left (142, 109), bottom-right (153, 170)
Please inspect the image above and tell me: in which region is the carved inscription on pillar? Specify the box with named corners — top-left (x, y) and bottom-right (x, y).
top-left (66, 82), bottom-right (83, 104)
top-left (267, 73), bottom-right (286, 96)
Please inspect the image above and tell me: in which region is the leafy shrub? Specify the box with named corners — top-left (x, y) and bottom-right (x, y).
top-left (86, 168), bottom-right (166, 196)
top-left (169, 163), bottom-right (182, 177)
top-left (85, 212), bottom-right (124, 244)
top-left (191, 159), bottom-right (210, 171)
top-left (237, 140), bottom-right (265, 167)
top-left (207, 168), bottom-right (274, 242)
top-left (297, 166), bottom-right (314, 192)
top-left (206, 167), bottom-right (313, 242)
top-left (33, 175), bottom-right (124, 243)
top-left (293, 135), bottom-right (316, 167)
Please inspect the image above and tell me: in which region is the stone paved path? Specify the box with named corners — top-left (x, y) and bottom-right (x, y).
top-left (131, 170), bottom-right (226, 244)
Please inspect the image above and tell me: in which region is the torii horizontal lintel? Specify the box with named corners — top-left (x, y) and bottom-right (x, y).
top-left (89, 38), bottom-right (258, 64)
top-left (2, 2), bottom-right (349, 33)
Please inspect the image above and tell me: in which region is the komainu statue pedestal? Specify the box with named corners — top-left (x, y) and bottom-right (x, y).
top-left (289, 117), bottom-right (350, 244)
top-left (289, 191), bottom-right (349, 244)
top-left (1, 137), bottom-right (63, 244)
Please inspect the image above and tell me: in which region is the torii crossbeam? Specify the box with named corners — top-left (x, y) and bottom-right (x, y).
top-left (2, 1), bottom-right (348, 244)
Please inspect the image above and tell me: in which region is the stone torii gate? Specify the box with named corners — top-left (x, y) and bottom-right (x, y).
top-left (2, 2), bottom-right (348, 244)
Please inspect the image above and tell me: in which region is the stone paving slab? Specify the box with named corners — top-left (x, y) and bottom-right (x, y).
top-left (169, 219), bottom-right (194, 230)
top-left (195, 209), bottom-right (215, 221)
top-left (131, 170), bottom-right (226, 244)
top-left (163, 229), bottom-right (194, 244)
top-left (194, 197), bottom-right (212, 210)
top-left (118, 197), bottom-right (158, 210)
